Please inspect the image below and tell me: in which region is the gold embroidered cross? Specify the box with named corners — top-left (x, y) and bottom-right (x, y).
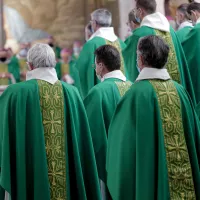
top-left (43, 110), bottom-right (61, 133)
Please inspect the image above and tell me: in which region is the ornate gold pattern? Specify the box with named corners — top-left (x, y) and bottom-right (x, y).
top-left (155, 30), bottom-right (181, 84)
top-left (106, 40), bottom-right (125, 74)
top-left (38, 80), bottom-right (67, 200)
top-left (115, 81), bottom-right (132, 97)
top-left (0, 63), bottom-right (9, 85)
top-left (150, 80), bottom-right (195, 199)
top-left (61, 63), bottom-right (69, 76)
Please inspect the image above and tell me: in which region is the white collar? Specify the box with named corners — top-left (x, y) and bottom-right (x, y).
top-left (26, 67), bottom-right (58, 84)
top-left (141, 12), bottom-right (170, 32)
top-left (89, 27), bottom-right (118, 42)
top-left (178, 21), bottom-right (193, 30)
top-left (101, 70), bottom-right (126, 82)
top-left (16, 54), bottom-right (26, 60)
top-left (196, 17), bottom-right (200, 25)
top-left (136, 67), bottom-right (171, 82)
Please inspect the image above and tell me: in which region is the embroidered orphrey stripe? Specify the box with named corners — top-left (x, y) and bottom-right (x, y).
top-left (150, 80), bottom-right (195, 199)
top-left (155, 30), bottom-right (181, 84)
top-left (0, 63), bottom-right (9, 85)
top-left (115, 81), bottom-right (132, 97)
top-left (106, 40), bottom-right (125, 74)
top-left (38, 80), bottom-right (67, 200)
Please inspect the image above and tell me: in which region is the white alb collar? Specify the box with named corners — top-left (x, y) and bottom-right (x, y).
top-left (136, 67), bottom-right (171, 82)
top-left (178, 21), bottom-right (193, 30)
top-left (196, 17), bottom-right (200, 25)
top-left (89, 27), bottom-right (118, 42)
top-left (26, 67), bottom-right (58, 84)
top-left (101, 70), bottom-right (126, 82)
top-left (16, 54), bottom-right (26, 60)
top-left (141, 12), bottom-right (170, 32)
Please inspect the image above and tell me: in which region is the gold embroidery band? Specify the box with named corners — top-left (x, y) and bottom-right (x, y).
top-left (0, 63), bottom-right (9, 85)
top-left (150, 80), bottom-right (195, 200)
top-left (38, 80), bottom-right (67, 200)
top-left (115, 81), bottom-right (132, 97)
top-left (155, 30), bottom-right (181, 84)
top-left (106, 40), bottom-right (125, 74)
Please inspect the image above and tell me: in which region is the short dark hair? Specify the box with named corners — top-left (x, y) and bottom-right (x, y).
top-left (187, 2), bottom-right (200, 15)
top-left (128, 9), bottom-right (140, 24)
top-left (95, 45), bottom-right (121, 71)
top-left (136, 0), bottom-right (157, 14)
top-left (177, 4), bottom-right (190, 20)
top-left (137, 35), bottom-right (169, 69)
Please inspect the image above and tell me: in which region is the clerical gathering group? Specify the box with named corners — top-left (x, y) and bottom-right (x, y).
top-left (0, 0), bottom-right (200, 199)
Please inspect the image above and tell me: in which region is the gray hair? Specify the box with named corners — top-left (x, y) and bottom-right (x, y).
top-left (91, 9), bottom-right (112, 27)
top-left (27, 43), bottom-right (56, 68)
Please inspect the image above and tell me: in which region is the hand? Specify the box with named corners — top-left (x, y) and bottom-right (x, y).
top-left (0, 73), bottom-right (12, 79)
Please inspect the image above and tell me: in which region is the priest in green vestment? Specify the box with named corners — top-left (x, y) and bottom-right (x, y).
top-left (75, 9), bottom-right (127, 98)
top-left (47, 36), bottom-right (61, 59)
top-left (182, 2), bottom-right (200, 105)
top-left (176, 4), bottom-right (193, 43)
top-left (123, 0), bottom-right (196, 105)
top-left (0, 49), bottom-right (20, 94)
top-left (125, 9), bottom-right (140, 39)
top-left (107, 35), bottom-right (200, 200)
top-left (0, 44), bottom-right (101, 200)
top-left (72, 41), bottom-right (82, 61)
top-left (84, 45), bottom-right (132, 199)
top-left (55, 48), bottom-right (80, 89)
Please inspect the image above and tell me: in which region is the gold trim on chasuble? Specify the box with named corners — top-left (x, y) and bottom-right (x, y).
top-left (150, 80), bottom-right (195, 200)
top-left (38, 80), bottom-right (67, 200)
top-left (115, 81), bottom-right (132, 97)
top-left (106, 40), bottom-right (125, 74)
top-left (0, 63), bottom-right (9, 85)
top-left (155, 30), bottom-right (181, 84)
top-left (61, 63), bottom-right (69, 77)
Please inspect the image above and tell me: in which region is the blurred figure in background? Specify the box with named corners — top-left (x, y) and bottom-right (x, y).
top-left (182, 2), bottom-right (200, 106)
top-left (75, 9), bottom-right (127, 98)
top-left (85, 23), bottom-right (93, 41)
top-left (72, 41), bottom-right (82, 61)
top-left (176, 4), bottom-right (193, 42)
top-left (125, 9), bottom-right (140, 39)
top-left (0, 49), bottom-right (20, 94)
top-left (56, 48), bottom-right (80, 88)
top-left (47, 35), bottom-right (61, 59)
top-left (16, 43), bottom-right (30, 81)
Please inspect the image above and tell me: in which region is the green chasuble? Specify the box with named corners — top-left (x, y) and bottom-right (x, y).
top-left (75, 37), bottom-right (126, 98)
top-left (55, 61), bottom-right (81, 90)
top-left (176, 26), bottom-right (192, 43)
top-left (106, 79), bottom-right (200, 200)
top-left (0, 80), bottom-right (101, 200)
top-left (182, 23), bottom-right (200, 105)
top-left (0, 60), bottom-right (20, 85)
top-left (54, 46), bottom-right (61, 59)
top-left (123, 26), bottom-right (196, 105)
top-left (84, 78), bottom-right (132, 183)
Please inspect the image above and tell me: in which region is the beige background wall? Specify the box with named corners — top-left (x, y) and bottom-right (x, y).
top-left (5, 0), bottom-right (86, 48)
top-left (4, 0), bottom-right (190, 49)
